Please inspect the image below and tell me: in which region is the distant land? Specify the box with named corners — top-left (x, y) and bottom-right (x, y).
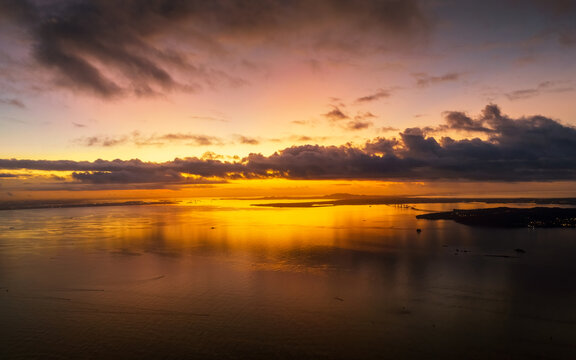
top-left (0, 200), bottom-right (175, 211)
top-left (3, 195), bottom-right (576, 214)
top-left (417, 207), bottom-right (576, 228)
top-left (252, 195), bottom-right (576, 208)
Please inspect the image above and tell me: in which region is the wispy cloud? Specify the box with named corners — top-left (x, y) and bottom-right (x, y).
top-left (78, 136), bottom-right (130, 147)
top-left (414, 72), bottom-right (462, 87)
top-left (291, 119), bottom-right (318, 127)
top-left (505, 80), bottom-right (575, 101)
top-left (287, 135), bottom-right (331, 143)
top-left (355, 89), bottom-right (391, 103)
top-left (154, 134), bottom-right (223, 146)
top-left (235, 135), bottom-right (260, 145)
top-left (75, 133), bottom-right (225, 147)
top-left (0, 98), bottom-right (25, 108)
top-left (505, 89), bottom-right (540, 101)
top-left (189, 115), bottom-right (228, 123)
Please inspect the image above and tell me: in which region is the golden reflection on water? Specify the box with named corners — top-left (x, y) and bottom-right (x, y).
top-left (1, 200), bottom-right (576, 359)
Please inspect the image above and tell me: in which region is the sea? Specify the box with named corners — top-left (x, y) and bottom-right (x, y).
top-left (1, 199), bottom-right (575, 359)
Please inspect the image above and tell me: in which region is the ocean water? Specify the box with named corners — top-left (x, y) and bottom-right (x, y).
top-left (0, 200), bottom-right (575, 359)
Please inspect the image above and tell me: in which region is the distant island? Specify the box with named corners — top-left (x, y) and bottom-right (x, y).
top-left (252, 195), bottom-right (576, 208)
top-left (0, 200), bottom-right (175, 211)
top-left (417, 207), bottom-right (576, 228)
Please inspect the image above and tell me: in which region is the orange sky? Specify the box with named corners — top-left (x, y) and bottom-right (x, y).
top-left (1, 1), bottom-right (576, 200)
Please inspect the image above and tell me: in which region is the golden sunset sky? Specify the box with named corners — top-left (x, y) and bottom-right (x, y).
top-left (1, 0), bottom-right (576, 199)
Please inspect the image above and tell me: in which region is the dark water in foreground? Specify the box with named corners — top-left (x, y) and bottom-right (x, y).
top-left (1, 200), bottom-right (575, 359)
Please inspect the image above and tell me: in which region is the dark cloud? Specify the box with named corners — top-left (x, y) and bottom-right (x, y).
top-left (0, 0), bottom-right (428, 98)
top-left (355, 89), bottom-right (391, 103)
top-left (323, 106), bottom-right (349, 121)
top-left (241, 145), bottom-right (381, 180)
top-left (3, 105), bottom-right (576, 183)
top-left (355, 112), bottom-right (376, 120)
top-left (0, 173), bottom-right (19, 178)
top-left (0, 98), bottom-right (25, 108)
top-left (236, 135), bottom-right (260, 145)
top-left (438, 110), bottom-right (493, 133)
top-left (345, 112), bottom-right (376, 130)
top-left (346, 120), bottom-right (372, 130)
top-left (364, 138), bottom-right (399, 155)
top-left (251, 104), bottom-right (576, 181)
top-left (414, 72), bottom-right (462, 87)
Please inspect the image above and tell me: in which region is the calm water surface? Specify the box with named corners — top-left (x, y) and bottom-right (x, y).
top-left (1, 200), bottom-right (575, 359)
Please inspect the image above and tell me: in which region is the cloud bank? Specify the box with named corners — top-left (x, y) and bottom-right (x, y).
top-left (2, 105), bottom-right (576, 187)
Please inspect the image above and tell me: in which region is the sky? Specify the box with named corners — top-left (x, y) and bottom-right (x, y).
top-left (1, 0), bottom-right (576, 200)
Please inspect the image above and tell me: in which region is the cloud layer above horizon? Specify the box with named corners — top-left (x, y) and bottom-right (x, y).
top-left (2, 105), bottom-right (576, 191)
